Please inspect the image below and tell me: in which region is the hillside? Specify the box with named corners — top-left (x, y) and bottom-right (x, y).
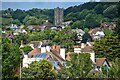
top-left (1, 2), bottom-right (118, 29)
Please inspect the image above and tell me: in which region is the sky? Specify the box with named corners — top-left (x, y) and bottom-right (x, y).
top-left (2, 2), bottom-right (85, 10)
top-left (2, 0), bottom-right (91, 2)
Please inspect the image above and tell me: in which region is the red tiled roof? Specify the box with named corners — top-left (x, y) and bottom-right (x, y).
top-left (28, 48), bottom-right (41, 57)
top-left (28, 25), bottom-right (41, 29)
top-left (51, 49), bottom-right (64, 61)
top-left (95, 58), bottom-right (106, 66)
top-left (72, 45), bottom-right (81, 48)
top-left (82, 46), bottom-right (93, 53)
top-left (42, 21), bottom-right (53, 26)
top-left (88, 28), bottom-right (100, 35)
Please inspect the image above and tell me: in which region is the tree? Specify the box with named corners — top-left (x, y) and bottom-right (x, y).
top-left (2, 18), bottom-right (13, 26)
top-left (72, 20), bottom-right (84, 29)
top-left (2, 38), bottom-right (21, 78)
top-left (14, 33), bottom-right (30, 46)
top-left (114, 2), bottom-right (120, 37)
top-left (103, 5), bottom-right (118, 19)
top-left (57, 53), bottom-right (92, 78)
top-left (108, 58), bottom-right (120, 79)
top-left (12, 9), bottom-right (27, 22)
top-left (53, 27), bottom-right (75, 47)
top-left (22, 60), bottom-right (56, 79)
top-left (78, 9), bottom-right (89, 20)
top-left (104, 28), bottom-right (113, 36)
top-left (84, 13), bottom-right (100, 29)
top-left (23, 15), bottom-right (41, 26)
top-left (12, 19), bottom-right (21, 26)
top-left (93, 36), bottom-right (120, 61)
top-left (87, 71), bottom-right (105, 78)
top-left (20, 46), bottom-right (33, 53)
top-left (94, 4), bottom-right (104, 14)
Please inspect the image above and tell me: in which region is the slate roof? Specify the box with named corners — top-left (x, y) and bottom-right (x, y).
top-left (29, 41), bottom-right (42, 48)
top-left (41, 21), bottom-right (53, 27)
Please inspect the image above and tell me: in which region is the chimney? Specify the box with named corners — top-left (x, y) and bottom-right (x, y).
top-left (41, 44), bottom-right (46, 53)
top-left (90, 52), bottom-right (95, 62)
top-left (38, 41), bottom-right (43, 48)
top-left (81, 43), bottom-right (85, 49)
top-left (24, 54), bottom-right (28, 58)
top-left (29, 44), bottom-right (34, 49)
top-left (46, 43), bottom-right (51, 52)
top-left (20, 40), bottom-right (24, 48)
top-left (60, 45), bottom-right (66, 60)
top-left (51, 45), bottom-right (56, 50)
top-left (46, 20), bottom-right (48, 22)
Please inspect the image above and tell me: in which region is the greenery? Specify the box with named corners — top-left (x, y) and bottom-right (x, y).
top-left (87, 71), bottom-right (105, 78)
top-left (20, 45), bottom-right (33, 53)
top-left (93, 36), bottom-right (120, 61)
top-left (104, 28), bottom-right (113, 36)
top-left (14, 33), bottom-right (30, 46)
top-left (28, 27), bottom-right (76, 48)
top-left (1, 2), bottom-right (118, 29)
top-left (22, 60), bottom-right (56, 79)
top-left (1, 2), bottom-right (120, 79)
top-left (57, 53), bottom-right (92, 78)
top-left (64, 2), bottom-right (118, 29)
top-left (108, 58), bottom-right (120, 79)
top-left (2, 38), bottom-right (21, 78)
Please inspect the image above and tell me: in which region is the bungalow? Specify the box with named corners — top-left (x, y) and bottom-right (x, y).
top-left (27, 25), bottom-right (41, 31)
top-left (22, 43), bottom-right (66, 69)
top-left (61, 21), bottom-right (72, 28)
top-left (66, 42), bottom-right (110, 74)
top-left (9, 24), bottom-right (19, 30)
top-left (41, 20), bottom-right (53, 30)
top-left (95, 58), bottom-right (110, 71)
top-left (101, 22), bottom-right (116, 31)
top-left (88, 28), bottom-right (105, 40)
top-left (6, 32), bottom-right (14, 43)
top-left (14, 28), bottom-right (27, 35)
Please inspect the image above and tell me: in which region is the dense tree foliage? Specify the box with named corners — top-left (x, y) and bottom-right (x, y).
top-left (103, 5), bottom-right (118, 19)
top-left (72, 20), bottom-right (84, 29)
top-left (64, 2), bottom-right (118, 29)
top-left (93, 36), bottom-right (120, 61)
top-left (57, 53), bottom-right (92, 78)
top-left (114, 2), bottom-right (120, 37)
top-left (23, 15), bottom-right (42, 26)
top-left (87, 71), bottom-right (105, 78)
top-left (2, 38), bottom-right (21, 78)
top-left (28, 27), bottom-right (76, 47)
top-left (20, 45), bottom-right (33, 53)
top-left (22, 60), bottom-right (56, 79)
top-left (108, 58), bottom-right (120, 79)
top-left (14, 33), bottom-right (30, 46)
top-left (12, 9), bottom-right (27, 22)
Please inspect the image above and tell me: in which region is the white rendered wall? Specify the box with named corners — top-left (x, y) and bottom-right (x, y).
top-left (90, 52), bottom-right (95, 62)
top-left (74, 48), bottom-right (81, 53)
top-left (60, 48), bottom-right (65, 60)
top-left (41, 47), bottom-right (46, 53)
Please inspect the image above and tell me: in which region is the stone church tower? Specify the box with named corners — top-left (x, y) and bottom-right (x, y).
top-left (54, 7), bottom-right (64, 26)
